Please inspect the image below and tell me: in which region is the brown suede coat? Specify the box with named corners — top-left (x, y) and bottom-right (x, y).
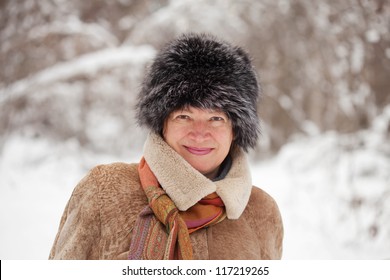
top-left (49, 133), bottom-right (283, 260)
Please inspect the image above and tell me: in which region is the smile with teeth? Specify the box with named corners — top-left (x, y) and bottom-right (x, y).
top-left (184, 146), bottom-right (214, 155)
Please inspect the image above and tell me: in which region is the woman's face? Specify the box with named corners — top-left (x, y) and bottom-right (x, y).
top-left (163, 106), bottom-right (234, 179)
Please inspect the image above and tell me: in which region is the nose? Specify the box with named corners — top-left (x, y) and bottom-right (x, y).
top-left (188, 120), bottom-right (211, 142)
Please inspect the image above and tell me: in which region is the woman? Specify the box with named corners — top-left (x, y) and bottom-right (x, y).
top-left (49, 33), bottom-right (283, 260)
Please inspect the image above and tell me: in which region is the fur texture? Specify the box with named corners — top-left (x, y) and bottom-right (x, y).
top-left (136, 33), bottom-right (261, 151)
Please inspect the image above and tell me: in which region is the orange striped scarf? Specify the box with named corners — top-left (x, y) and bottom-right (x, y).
top-left (128, 157), bottom-right (226, 260)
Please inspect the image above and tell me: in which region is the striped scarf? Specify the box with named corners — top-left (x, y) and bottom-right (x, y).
top-left (128, 157), bottom-right (226, 260)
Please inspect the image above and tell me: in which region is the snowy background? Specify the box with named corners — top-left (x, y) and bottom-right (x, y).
top-left (1, 0), bottom-right (389, 259)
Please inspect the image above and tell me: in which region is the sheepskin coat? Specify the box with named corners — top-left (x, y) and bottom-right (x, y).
top-left (49, 133), bottom-right (283, 260)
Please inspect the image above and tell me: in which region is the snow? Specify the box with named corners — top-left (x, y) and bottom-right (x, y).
top-left (365, 29), bottom-right (380, 43)
top-left (1, 127), bottom-right (389, 260)
top-left (0, 45), bottom-right (156, 103)
top-left (350, 38), bottom-right (364, 74)
top-left (126, 0), bottom-right (249, 45)
top-left (252, 131), bottom-right (390, 259)
top-left (28, 16), bottom-right (119, 46)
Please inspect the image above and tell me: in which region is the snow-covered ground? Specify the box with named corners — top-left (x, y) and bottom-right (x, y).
top-left (252, 132), bottom-right (390, 259)
top-left (0, 126), bottom-right (389, 259)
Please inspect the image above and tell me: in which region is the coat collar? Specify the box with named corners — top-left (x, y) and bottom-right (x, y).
top-left (143, 132), bottom-right (252, 219)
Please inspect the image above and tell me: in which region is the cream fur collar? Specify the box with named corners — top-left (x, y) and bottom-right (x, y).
top-left (143, 132), bottom-right (252, 219)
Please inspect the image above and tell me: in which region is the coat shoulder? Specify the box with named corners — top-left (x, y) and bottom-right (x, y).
top-left (94, 162), bottom-right (139, 180)
top-left (86, 162), bottom-right (141, 193)
top-left (249, 186), bottom-right (280, 211)
top-left (247, 186), bottom-right (283, 225)
top-left (73, 162), bottom-right (139, 195)
top-left (71, 162), bottom-right (143, 206)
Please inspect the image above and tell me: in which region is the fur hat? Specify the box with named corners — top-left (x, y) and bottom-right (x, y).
top-left (136, 33), bottom-right (261, 151)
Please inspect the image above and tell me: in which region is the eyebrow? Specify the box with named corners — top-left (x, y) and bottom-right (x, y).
top-left (179, 107), bottom-right (224, 114)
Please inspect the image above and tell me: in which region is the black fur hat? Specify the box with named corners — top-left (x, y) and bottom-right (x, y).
top-left (136, 33), bottom-right (261, 151)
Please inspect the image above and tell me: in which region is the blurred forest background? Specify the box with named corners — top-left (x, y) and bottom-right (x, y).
top-left (0, 0), bottom-right (389, 259)
top-left (1, 0), bottom-right (389, 155)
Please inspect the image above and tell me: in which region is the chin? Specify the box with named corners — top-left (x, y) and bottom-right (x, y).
top-left (186, 159), bottom-right (212, 173)
top-left (194, 165), bottom-right (217, 177)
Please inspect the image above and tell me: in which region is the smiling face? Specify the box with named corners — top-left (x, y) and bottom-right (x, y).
top-left (163, 106), bottom-right (234, 179)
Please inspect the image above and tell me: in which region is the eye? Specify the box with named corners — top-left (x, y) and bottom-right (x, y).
top-left (175, 114), bottom-right (190, 120)
top-left (210, 116), bottom-right (225, 122)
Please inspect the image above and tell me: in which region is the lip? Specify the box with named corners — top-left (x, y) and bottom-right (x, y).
top-left (184, 146), bottom-right (214, 156)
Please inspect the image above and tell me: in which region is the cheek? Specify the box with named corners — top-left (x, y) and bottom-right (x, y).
top-left (163, 123), bottom-right (184, 147)
top-left (216, 129), bottom-right (234, 149)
